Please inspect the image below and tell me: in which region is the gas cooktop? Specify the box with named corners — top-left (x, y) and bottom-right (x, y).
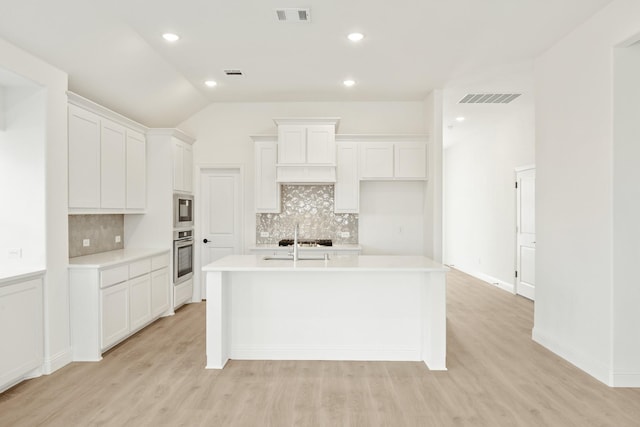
top-left (278, 239), bottom-right (333, 247)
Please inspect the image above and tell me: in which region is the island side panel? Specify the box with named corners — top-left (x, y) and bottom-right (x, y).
top-left (205, 271), bottom-right (230, 369)
top-left (421, 271), bottom-right (447, 370)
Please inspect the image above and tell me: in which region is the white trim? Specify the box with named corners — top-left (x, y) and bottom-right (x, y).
top-left (146, 128), bottom-right (196, 144)
top-left (249, 134), bottom-right (429, 143)
top-left (67, 91), bottom-right (147, 133)
top-left (514, 164), bottom-right (536, 172)
top-left (231, 345), bottom-right (420, 362)
top-left (532, 327), bottom-right (611, 386)
top-left (611, 372), bottom-right (640, 388)
top-left (42, 346), bottom-right (73, 374)
top-left (273, 117), bottom-right (340, 127)
top-left (450, 265), bottom-right (515, 294)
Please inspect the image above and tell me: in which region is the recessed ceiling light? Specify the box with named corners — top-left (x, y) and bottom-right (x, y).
top-left (456, 116), bottom-right (465, 122)
top-left (343, 80), bottom-right (356, 87)
top-left (204, 80), bottom-right (217, 88)
top-left (347, 32), bottom-right (364, 42)
top-left (162, 33), bottom-right (180, 42)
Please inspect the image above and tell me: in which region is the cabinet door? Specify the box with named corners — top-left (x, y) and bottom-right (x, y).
top-left (68, 105), bottom-right (101, 208)
top-left (360, 143), bottom-right (394, 179)
top-left (126, 130), bottom-right (146, 210)
top-left (101, 281), bottom-right (129, 349)
top-left (278, 125), bottom-right (306, 164)
top-left (395, 143), bottom-right (427, 179)
top-left (183, 143), bottom-right (193, 193)
top-left (173, 139), bottom-right (184, 192)
top-left (255, 140), bottom-right (281, 213)
top-left (335, 143), bottom-right (359, 213)
top-left (129, 274), bottom-right (152, 332)
top-left (306, 125), bottom-right (335, 164)
top-left (100, 120), bottom-right (126, 208)
top-left (151, 267), bottom-right (170, 318)
top-left (0, 278), bottom-right (42, 389)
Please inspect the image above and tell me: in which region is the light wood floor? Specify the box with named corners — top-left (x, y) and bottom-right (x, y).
top-left (2, 269), bottom-right (639, 426)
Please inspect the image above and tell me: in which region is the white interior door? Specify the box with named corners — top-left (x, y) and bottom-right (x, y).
top-left (200, 168), bottom-right (243, 298)
top-left (516, 167), bottom-right (536, 300)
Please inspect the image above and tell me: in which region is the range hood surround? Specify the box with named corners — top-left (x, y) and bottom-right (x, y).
top-left (274, 117), bottom-right (340, 184)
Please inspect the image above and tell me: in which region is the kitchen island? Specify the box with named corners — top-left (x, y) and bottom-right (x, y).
top-left (202, 254), bottom-right (448, 370)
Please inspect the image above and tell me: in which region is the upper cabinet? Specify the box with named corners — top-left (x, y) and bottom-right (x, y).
top-left (253, 136), bottom-right (281, 213)
top-left (173, 138), bottom-right (193, 194)
top-left (359, 138), bottom-right (428, 181)
top-left (68, 94), bottom-right (147, 213)
top-left (274, 118), bottom-right (339, 183)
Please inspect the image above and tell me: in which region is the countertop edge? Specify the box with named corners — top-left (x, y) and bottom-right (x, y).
top-left (0, 268), bottom-right (46, 286)
top-left (68, 248), bottom-right (170, 269)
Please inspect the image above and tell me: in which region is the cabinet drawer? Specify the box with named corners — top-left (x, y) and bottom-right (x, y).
top-left (151, 253), bottom-right (170, 271)
top-left (100, 265), bottom-right (129, 288)
top-left (129, 258), bottom-right (151, 278)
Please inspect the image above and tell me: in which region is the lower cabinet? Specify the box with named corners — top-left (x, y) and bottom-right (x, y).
top-left (70, 250), bottom-right (170, 361)
top-left (100, 281), bottom-right (130, 349)
top-left (0, 273), bottom-right (44, 392)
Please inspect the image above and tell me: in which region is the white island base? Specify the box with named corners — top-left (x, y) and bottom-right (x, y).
top-left (203, 255), bottom-right (448, 370)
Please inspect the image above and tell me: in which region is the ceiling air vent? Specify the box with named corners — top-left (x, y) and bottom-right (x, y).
top-left (224, 70), bottom-right (243, 76)
top-left (275, 8), bottom-right (311, 23)
top-left (459, 93), bottom-right (522, 104)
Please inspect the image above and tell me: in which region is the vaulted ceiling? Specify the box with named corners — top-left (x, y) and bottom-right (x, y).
top-left (0, 0), bottom-right (613, 127)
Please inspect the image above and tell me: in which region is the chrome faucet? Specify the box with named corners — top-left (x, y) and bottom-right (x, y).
top-left (293, 223), bottom-right (299, 261)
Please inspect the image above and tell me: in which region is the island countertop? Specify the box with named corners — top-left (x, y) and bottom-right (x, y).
top-left (202, 254), bottom-right (449, 272)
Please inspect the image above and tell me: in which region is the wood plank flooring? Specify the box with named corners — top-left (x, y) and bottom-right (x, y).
top-left (1, 269), bottom-right (639, 426)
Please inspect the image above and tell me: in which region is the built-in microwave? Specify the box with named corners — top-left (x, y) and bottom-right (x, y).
top-left (174, 193), bottom-right (194, 229)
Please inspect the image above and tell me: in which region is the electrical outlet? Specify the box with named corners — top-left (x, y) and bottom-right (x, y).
top-left (115, 235), bottom-right (121, 243)
top-left (83, 239), bottom-right (90, 247)
top-left (340, 231), bottom-right (350, 238)
top-left (260, 231), bottom-right (270, 238)
top-left (7, 248), bottom-right (22, 259)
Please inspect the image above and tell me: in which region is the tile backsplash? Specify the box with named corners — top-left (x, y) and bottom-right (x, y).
top-left (69, 214), bottom-right (124, 258)
top-left (256, 185), bottom-right (358, 244)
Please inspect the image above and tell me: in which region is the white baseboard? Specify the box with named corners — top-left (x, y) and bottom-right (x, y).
top-left (532, 327), bottom-right (611, 386)
top-left (231, 345), bottom-right (421, 362)
top-left (43, 347), bottom-right (73, 375)
top-left (611, 372), bottom-right (640, 388)
top-left (449, 265), bottom-right (515, 294)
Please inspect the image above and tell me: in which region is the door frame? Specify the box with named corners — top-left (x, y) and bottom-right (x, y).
top-left (514, 164), bottom-right (535, 299)
top-left (194, 164), bottom-right (245, 301)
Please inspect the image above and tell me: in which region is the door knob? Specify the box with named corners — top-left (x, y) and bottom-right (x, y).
top-left (203, 238), bottom-right (209, 243)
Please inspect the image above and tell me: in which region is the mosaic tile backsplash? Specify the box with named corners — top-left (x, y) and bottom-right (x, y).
top-left (256, 185), bottom-right (358, 244)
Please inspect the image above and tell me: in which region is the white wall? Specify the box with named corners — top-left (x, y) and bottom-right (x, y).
top-left (0, 86), bottom-right (45, 266)
top-left (178, 101), bottom-right (427, 254)
top-left (443, 91), bottom-right (535, 288)
top-left (533, 0), bottom-right (640, 386)
top-left (0, 38), bottom-right (70, 373)
top-left (423, 90), bottom-right (444, 261)
top-left (612, 40), bottom-right (640, 386)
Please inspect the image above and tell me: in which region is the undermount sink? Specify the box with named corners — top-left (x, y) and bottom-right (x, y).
top-left (262, 254), bottom-right (328, 261)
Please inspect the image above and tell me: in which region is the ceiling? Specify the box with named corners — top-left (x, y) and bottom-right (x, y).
top-left (0, 0), bottom-right (613, 127)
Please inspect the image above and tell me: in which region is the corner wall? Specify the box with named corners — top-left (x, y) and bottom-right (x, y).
top-left (533, 0), bottom-right (640, 386)
top-left (0, 38), bottom-right (70, 373)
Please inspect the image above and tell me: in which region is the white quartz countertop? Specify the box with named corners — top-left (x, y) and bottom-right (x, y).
top-left (68, 248), bottom-right (169, 269)
top-left (249, 244), bottom-right (362, 251)
top-left (202, 254), bottom-right (448, 272)
top-left (0, 266), bottom-right (46, 286)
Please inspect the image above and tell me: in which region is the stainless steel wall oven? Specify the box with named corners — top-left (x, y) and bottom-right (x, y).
top-left (173, 229), bottom-right (193, 285)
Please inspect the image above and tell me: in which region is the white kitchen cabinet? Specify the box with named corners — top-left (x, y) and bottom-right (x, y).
top-left (360, 141), bottom-right (427, 180)
top-left (69, 249), bottom-right (170, 361)
top-left (335, 142), bottom-right (360, 213)
top-left (126, 130), bottom-right (146, 210)
top-left (253, 137), bottom-right (281, 213)
top-left (100, 281), bottom-right (130, 349)
top-left (100, 119), bottom-right (127, 209)
top-left (173, 138), bottom-right (194, 193)
top-left (129, 274), bottom-right (152, 332)
top-left (68, 104), bottom-right (101, 208)
top-left (0, 273), bottom-right (43, 393)
top-left (68, 93), bottom-right (148, 213)
top-left (151, 267), bottom-right (170, 318)
top-left (274, 118), bottom-right (339, 183)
